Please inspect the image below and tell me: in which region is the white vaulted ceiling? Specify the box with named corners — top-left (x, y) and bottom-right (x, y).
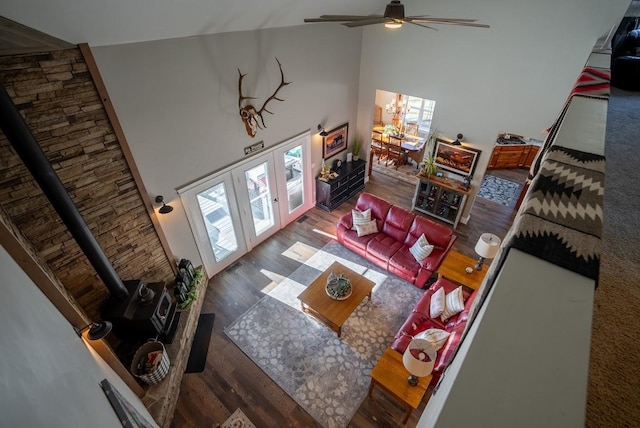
top-left (0, 0), bottom-right (389, 47)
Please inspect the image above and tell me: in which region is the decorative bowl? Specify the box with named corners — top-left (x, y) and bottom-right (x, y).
top-left (326, 273), bottom-right (352, 300)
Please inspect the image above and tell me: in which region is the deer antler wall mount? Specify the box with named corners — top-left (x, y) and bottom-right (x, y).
top-left (238, 58), bottom-right (291, 138)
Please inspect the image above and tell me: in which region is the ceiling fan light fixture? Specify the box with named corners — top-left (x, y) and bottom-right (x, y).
top-left (384, 0), bottom-right (405, 20)
top-left (385, 20), bottom-right (403, 29)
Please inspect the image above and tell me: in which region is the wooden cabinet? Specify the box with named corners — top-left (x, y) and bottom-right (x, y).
top-left (316, 160), bottom-right (366, 211)
top-left (412, 176), bottom-right (471, 228)
top-left (488, 144), bottom-right (541, 169)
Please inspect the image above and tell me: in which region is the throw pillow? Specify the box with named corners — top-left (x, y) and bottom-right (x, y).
top-left (351, 208), bottom-right (372, 231)
top-left (409, 234), bottom-right (434, 262)
top-left (440, 286), bottom-right (465, 322)
top-left (430, 287), bottom-right (445, 318)
top-left (355, 219), bottom-right (378, 237)
top-left (415, 328), bottom-right (451, 351)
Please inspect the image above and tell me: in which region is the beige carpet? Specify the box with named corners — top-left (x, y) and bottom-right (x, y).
top-left (586, 88), bottom-right (640, 427)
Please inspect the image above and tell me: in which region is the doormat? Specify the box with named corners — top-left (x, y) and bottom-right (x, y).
top-left (221, 408), bottom-right (256, 428)
top-left (184, 313), bottom-right (215, 373)
top-left (477, 175), bottom-right (523, 207)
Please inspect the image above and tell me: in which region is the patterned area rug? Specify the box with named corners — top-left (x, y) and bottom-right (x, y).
top-left (224, 241), bottom-right (424, 428)
top-left (221, 408), bottom-right (256, 428)
top-left (477, 175), bottom-right (523, 207)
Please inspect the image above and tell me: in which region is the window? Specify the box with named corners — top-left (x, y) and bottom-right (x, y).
top-left (404, 96), bottom-right (436, 136)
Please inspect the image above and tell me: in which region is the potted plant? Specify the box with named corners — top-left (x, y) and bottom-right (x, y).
top-left (422, 152), bottom-right (438, 178)
top-left (350, 134), bottom-right (363, 161)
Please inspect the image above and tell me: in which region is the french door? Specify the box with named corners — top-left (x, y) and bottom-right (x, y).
top-left (179, 132), bottom-right (313, 277)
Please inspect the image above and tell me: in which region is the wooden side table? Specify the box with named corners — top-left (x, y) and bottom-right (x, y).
top-left (437, 250), bottom-right (488, 290)
top-left (368, 348), bottom-right (432, 424)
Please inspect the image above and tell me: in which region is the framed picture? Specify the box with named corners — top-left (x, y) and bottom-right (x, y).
top-left (433, 138), bottom-right (481, 176)
top-left (322, 122), bottom-right (349, 159)
top-left (100, 379), bottom-right (155, 428)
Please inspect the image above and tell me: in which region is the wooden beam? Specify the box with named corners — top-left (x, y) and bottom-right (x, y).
top-left (0, 16), bottom-right (75, 56)
top-left (78, 43), bottom-right (178, 275)
top-left (0, 208), bottom-right (145, 397)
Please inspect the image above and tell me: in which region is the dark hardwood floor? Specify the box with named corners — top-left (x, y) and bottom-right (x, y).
top-left (171, 167), bottom-right (528, 428)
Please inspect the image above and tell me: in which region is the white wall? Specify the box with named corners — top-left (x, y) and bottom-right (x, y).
top-left (92, 25), bottom-right (363, 267)
top-left (0, 246), bottom-right (157, 427)
top-left (356, 0), bottom-right (629, 218)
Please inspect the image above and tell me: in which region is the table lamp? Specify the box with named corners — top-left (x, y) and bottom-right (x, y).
top-left (402, 338), bottom-right (436, 386)
top-left (474, 232), bottom-right (501, 270)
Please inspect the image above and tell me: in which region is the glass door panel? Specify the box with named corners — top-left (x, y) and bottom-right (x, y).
top-left (244, 162), bottom-right (275, 236)
top-left (179, 173), bottom-right (247, 277)
top-left (196, 182), bottom-right (238, 263)
top-left (274, 133), bottom-right (314, 226)
top-left (283, 145), bottom-right (304, 213)
top-left (233, 155), bottom-right (280, 249)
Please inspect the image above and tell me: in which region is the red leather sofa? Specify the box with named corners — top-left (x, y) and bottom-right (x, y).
top-left (391, 277), bottom-right (478, 380)
top-left (336, 192), bottom-right (457, 288)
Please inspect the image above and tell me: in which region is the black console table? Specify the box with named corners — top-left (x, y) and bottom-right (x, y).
top-left (315, 159), bottom-right (365, 211)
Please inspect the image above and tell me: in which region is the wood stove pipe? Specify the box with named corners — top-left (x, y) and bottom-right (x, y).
top-left (0, 83), bottom-right (129, 301)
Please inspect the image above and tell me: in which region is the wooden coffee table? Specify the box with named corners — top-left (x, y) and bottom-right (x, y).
top-left (297, 261), bottom-right (375, 337)
top-left (369, 348), bottom-right (432, 424)
top-left (437, 250), bottom-right (488, 290)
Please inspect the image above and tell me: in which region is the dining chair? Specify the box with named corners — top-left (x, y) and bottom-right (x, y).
top-left (371, 132), bottom-right (386, 164)
top-left (406, 141), bottom-right (427, 169)
top-left (404, 122), bottom-right (419, 136)
top-left (386, 136), bottom-right (406, 169)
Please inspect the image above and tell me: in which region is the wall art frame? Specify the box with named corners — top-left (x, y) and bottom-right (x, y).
top-left (100, 379), bottom-right (155, 428)
top-left (433, 138), bottom-right (481, 176)
top-left (322, 122), bottom-right (349, 159)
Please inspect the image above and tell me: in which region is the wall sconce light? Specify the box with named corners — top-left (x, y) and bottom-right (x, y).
top-left (317, 124), bottom-right (328, 137)
top-left (74, 321), bottom-right (113, 340)
top-left (155, 195), bottom-right (174, 214)
top-left (452, 133), bottom-right (463, 145)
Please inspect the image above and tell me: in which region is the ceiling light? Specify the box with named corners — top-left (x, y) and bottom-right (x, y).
top-left (385, 21), bottom-right (403, 29)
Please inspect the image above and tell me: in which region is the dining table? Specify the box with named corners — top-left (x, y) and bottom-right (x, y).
top-left (372, 126), bottom-right (426, 152)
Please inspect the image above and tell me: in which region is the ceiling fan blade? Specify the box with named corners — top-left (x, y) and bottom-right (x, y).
top-left (409, 18), bottom-right (489, 28)
top-left (408, 16), bottom-right (478, 23)
top-left (343, 18), bottom-right (390, 28)
top-left (320, 14), bottom-right (382, 20)
top-left (305, 14), bottom-right (383, 23)
top-left (405, 20), bottom-right (438, 31)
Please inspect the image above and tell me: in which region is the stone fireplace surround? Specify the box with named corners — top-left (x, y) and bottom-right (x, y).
top-left (0, 45), bottom-right (200, 426)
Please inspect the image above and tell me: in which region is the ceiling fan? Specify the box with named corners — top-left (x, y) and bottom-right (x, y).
top-left (304, 0), bottom-right (489, 31)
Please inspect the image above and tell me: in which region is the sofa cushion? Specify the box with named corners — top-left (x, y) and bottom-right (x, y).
top-left (429, 287), bottom-right (445, 318)
top-left (434, 322), bottom-right (466, 372)
top-left (406, 215), bottom-right (454, 250)
top-left (367, 233), bottom-right (404, 261)
top-left (381, 205), bottom-right (415, 243)
top-left (338, 227), bottom-right (377, 254)
top-left (388, 246), bottom-right (422, 279)
top-left (415, 328), bottom-right (450, 351)
top-left (351, 208), bottom-right (371, 230)
top-left (409, 234), bottom-right (434, 262)
top-left (354, 193), bottom-right (392, 231)
top-left (441, 286), bottom-right (465, 322)
top-left (355, 219), bottom-right (378, 237)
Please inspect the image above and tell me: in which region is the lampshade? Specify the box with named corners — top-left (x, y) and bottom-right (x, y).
top-left (402, 338), bottom-right (436, 386)
top-left (474, 233), bottom-right (501, 259)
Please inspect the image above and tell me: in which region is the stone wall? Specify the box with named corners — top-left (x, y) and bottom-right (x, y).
top-left (0, 48), bottom-right (174, 319)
